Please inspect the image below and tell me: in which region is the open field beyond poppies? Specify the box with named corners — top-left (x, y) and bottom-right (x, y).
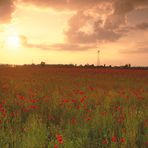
top-left (0, 66), bottom-right (148, 148)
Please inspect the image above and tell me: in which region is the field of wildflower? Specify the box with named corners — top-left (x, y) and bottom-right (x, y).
top-left (0, 66), bottom-right (148, 148)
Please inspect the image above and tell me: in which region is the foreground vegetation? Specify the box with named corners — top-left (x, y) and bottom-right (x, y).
top-left (0, 66), bottom-right (148, 148)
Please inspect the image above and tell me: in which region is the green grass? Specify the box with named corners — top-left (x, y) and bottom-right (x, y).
top-left (0, 67), bottom-right (148, 147)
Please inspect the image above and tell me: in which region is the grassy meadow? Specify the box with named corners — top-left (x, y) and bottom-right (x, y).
top-left (0, 66), bottom-right (148, 148)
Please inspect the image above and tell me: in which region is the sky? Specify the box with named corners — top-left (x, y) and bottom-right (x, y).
top-left (0, 0), bottom-right (148, 66)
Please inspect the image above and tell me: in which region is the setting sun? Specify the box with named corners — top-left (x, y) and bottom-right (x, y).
top-left (6, 35), bottom-right (21, 48)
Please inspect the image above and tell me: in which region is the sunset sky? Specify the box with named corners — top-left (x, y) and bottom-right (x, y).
top-left (0, 0), bottom-right (148, 66)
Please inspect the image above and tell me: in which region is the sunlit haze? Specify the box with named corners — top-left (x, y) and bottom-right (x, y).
top-left (0, 0), bottom-right (148, 66)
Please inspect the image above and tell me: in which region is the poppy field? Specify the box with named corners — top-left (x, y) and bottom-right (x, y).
top-left (0, 66), bottom-right (148, 148)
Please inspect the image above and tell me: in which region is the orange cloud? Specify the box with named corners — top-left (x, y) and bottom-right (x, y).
top-left (0, 0), bottom-right (15, 23)
top-left (19, 35), bottom-right (95, 51)
top-left (1, 0), bottom-right (148, 52)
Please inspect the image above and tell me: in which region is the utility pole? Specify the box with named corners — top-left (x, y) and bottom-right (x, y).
top-left (97, 50), bottom-right (100, 66)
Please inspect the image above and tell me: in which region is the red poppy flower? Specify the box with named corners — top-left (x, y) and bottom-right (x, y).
top-left (111, 136), bottom-right (117, 142)
top-left (102, 139), bottom-right (108, 144)
top-left (56, 134), bottom-right (63, 144)
top-left (120, 137), bottom-right (125, 143)
top-left (54, 144), bottom-right (58, 148)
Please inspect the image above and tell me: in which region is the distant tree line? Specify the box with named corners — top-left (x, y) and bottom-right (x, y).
top-left (0, 62), bottom-right (148, 70)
